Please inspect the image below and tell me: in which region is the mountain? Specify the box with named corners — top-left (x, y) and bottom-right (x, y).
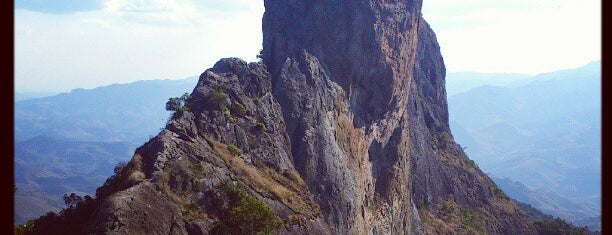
top-left (19, 1), bottom-right (582, 234)
top-left (446, 72), bottom-right (531, 96)
top-left (15, 77), bottom-right (198, 145)
top-left (575, 216), bottom-right (602, 232)
top-left (448, 61), bottom-right (601, 225)
top-left (14, 77), bottom-right (199, 224)
top-left (491, 176), bottom-right (600, 230)
top-left (14, 136), bottom-right (134, 225)
top-left (14, 92), bottom-right (60, 102)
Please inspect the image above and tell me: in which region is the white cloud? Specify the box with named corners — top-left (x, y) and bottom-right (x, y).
top-left (15, 0), bottom-right (264, 92)
top-left (424, 0), bottom-right (601, 74)
top-left (15, 0), bottom-right (601, 92)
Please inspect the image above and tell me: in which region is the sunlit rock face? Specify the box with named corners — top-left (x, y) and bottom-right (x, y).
top-left (29, 1), bottom-right (538, 234)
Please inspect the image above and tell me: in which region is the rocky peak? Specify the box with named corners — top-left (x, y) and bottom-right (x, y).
top-left (263, 0), bottom-right (422, 126)
top-left (24, 1), bottom-right (539, 234)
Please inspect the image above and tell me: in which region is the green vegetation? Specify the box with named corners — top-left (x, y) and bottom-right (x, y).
top-left (441, 199), bottom-right (457, 214)
top-left (96, 155), bottom-right (145, 199)
top-left (534, 218), bottom-right (593, 235)
top-left (489, 184), bottom-right (507, 198)
top-left (231, 102), bottom-right (248, 117)
top-left (166, 93), bottom-right (191, 114)
top-left (461, 209), bottom-right (476, 227)
top-left (227, 144), bottom-right (242, 157)
top-left (211, 181), bottom-right (281, 235)
top-left (14, 221), bottom-right (35, 235)
top-left (467, 159), bottom-right (477, 168)
top-left (461, 209), bottom-right (485, 234)
top-left (204, 88), bottom-right (230, 111)
top-left (183, 202), bottom-right (207, 222)
top-left (255, 122), bottom-right (267, 132)
top-left (14, 193), bottom-right (99, 234)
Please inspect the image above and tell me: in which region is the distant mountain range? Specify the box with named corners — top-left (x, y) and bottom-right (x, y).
top-left (491, 176), bottom-right (600, 231)
top-left (14, 136), bottom-right (134, 224)
top-left (14, 92), bottom-right (60, 102)
top-left (15, 76), bottom-right (198, 145)
top-left (448, 61), bottom-right (601, 228)
top-left (14, 77), bottom-right (198, 224)
top-left (14, 62), bottom-right (600, 231)
top-left (445, 72), bottom-right (531, 96)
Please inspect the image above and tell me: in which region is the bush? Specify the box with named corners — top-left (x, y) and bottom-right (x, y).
top-left (212, 181), bottom-right (281, 235)
top-left (226, 197), bottom-right (282, 234)
top-left (534, 218), bottom-right (592, 235)
top-left (16, 193), bottom-right (99, 234)
top-left (255, 122), bottom-right (267, 132)
top-left (462, 209), bottom-right (475, 227)
top-left (166, 93), bottom-right (191, 114)
top-left (166, 97), bottom-right (182, 112)
top-left (231, 102), bottom-right (247, 117)
top-left (227, 145), bottom-right (241, 157)
top-left (114, 161), bottom-right (128, 174)
top-left (204, 89), bottom-right (230, 112)
top-left (489, 184), bottom-right (506, 198)
top-left (441, 200), bottom-right (457, 214)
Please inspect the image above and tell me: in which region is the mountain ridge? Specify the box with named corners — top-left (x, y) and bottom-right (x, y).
top-left (17, 1), bottom-right (588, 234)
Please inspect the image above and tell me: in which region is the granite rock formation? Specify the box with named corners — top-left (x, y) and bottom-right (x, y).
top-left (23, 0), bottom-right (538, 234)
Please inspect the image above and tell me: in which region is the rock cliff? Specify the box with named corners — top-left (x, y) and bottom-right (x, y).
top-left (23, 0), bottom-right (538, 234)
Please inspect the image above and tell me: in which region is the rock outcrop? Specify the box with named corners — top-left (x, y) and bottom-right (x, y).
top-left (24, 0), bottom-right (538, 234)
top-left (262, 0), bottom-right (535, 234)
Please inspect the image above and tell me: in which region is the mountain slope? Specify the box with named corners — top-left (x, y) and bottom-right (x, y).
top-left (448, 61), bottom-right (601, 225)
top-left (492, 177), bottom-right (599, 226)
top-left (14, 77), bottom-right (198, 225)
top-left (14, 136), bottom-right (134, 225)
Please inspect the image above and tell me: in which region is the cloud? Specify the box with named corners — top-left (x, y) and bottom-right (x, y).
top-left (15, 0), bottom-right (105, 14)
top-left (15, 0), bottom-right (600, 92)
top-left (15, 1), bottom-right (265, 92)
top-left (423, 0), bottom-right (601, 74)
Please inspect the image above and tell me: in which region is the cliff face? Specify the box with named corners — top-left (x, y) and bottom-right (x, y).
top-left (27, 1), bottom-right (537, 234)
top-left (263, 0), bottom-right (534, 234)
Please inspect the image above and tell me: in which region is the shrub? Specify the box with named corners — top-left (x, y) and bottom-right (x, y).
top-left (212, 181), bottom-right (281, 235)
top-left (441, 199), bottom-right (457, 214)
top-left (166, 97), bottom-right (182, 112)
top-left (226, 197), bottom-right (282, 234)
top-left (17, 193), bottom-right (99, 234)
top-left (489, 185), bottom-right (506, 198)
top-left (204, 89), bottom-right (230, 112)
top-left (255, 122), bottom-right (267, 132)
top-left (227, 144), bottom-right (241, 157)
top-left (166, 93), bottom-right (191, 114)
top-left (114, 161), bottom-right (128, 174)
top-left (231, 102), bottom-right (248, 117)
top-left (221, 105), bottom-right (231, 119)
top-left (461, 209), bottom-right (475, 227)
top-left (534, 218), bottom-right (592, 235)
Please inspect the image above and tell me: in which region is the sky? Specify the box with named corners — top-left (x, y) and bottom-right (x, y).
top-left (15, 0), bottom-right (601, 92)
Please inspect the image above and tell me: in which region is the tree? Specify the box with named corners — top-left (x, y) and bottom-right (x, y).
top-left (166, 93), bottom-right (191, 113)
top-left (165, 97), bottom-right (182, 112)
top-left (114, 161), bottom-right (128, 174)
top-left (226, 196), bottom-right (281, 235)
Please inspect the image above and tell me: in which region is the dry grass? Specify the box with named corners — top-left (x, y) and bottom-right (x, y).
top-left (206, 137), bottom-right (319, 217)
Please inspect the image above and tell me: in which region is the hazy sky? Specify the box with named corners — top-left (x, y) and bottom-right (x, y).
top-left (15, 0), bottom-right (601, 92)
